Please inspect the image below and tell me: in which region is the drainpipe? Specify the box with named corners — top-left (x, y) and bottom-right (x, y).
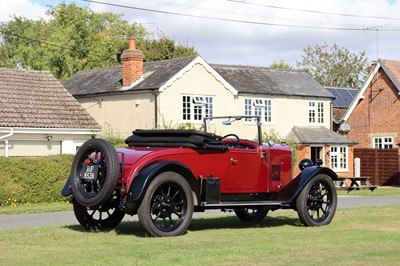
top-left (0, 128), bottom-right (14, 157)
top-left (152, 91), bottom-right (159, 128)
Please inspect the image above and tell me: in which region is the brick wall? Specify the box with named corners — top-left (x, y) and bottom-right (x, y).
top-left (347, 69), bottom-right (400, 148)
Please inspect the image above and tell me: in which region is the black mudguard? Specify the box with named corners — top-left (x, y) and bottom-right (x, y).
top-left (276, 166), bottom-right (338, 203)
top-left (125, 160), bottom-right (199, 212)
top-left (61, 176), bottom-right (72, 196)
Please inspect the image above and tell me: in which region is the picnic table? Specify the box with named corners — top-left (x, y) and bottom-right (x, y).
top-left (335, 177), bottom-right (377, 192)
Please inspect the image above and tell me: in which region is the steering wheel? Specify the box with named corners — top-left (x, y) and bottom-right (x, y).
top-left (222, 134), bottom-right (240, 148)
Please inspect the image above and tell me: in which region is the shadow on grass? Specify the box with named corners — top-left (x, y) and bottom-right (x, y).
top-left (66, 213), bottom-right (301, 237)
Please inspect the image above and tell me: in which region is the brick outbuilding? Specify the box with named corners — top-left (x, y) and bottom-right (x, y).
top-left (339, 59), bottom-right (400, 185)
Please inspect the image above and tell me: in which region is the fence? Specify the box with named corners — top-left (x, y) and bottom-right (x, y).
top-left (353, 148), bottom-right (400, 186)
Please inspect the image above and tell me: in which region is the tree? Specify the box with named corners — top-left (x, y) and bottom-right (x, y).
top-left (269, 59), bottom-right (293, 69)
top-left (296, 43), bottom-right (368, 88)
top-left (0, 2), bottom-right (197, 81)
top-left (139, 35), bottom-right (197, 62)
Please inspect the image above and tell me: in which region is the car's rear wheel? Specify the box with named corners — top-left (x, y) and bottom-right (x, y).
top-left (296, 174), bottom-right (337, 226)
top-left (234, 207), bottom-right (269, 221)
top-left (70, 138), bottom-right (119, 208)
top-left (138, 172), bottom-right (194, 237)
top-left (73, 200), bottom-right (125, 231)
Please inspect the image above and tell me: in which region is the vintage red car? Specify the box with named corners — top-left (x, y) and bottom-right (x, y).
top-left (62, 116), bottom-right (338, 237)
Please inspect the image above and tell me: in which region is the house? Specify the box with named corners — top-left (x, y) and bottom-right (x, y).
top-left (339, 59), bottom-right (400, 185)
top-left (64, 37), bottom-right (355, 176)
top-left (0, 68), bottom-right (101, 157)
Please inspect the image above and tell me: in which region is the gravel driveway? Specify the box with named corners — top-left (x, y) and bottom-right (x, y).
top-left (1, 195), bottom-right (399, 230)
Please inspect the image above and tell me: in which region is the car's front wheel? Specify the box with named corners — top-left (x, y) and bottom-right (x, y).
top-left (234, 207), bottom-right (269, 221)
top-left (296, 174), bottom-right (337, 226)
top-left (138, 172), bottom-right (194, 237)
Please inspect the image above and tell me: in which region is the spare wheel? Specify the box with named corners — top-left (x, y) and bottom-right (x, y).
top-left (70, 138), bottom-right (119, 208)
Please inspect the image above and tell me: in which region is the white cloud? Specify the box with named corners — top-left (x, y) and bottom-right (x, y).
top-left (0, 0), bottom-right (47, 22)
top-left (3, 0), bottom-right (400, 67)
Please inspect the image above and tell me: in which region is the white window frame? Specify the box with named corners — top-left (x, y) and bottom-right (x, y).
top-left (373, 137), bottom-right (394, 149)
top-left (182, 95), bottom-right (213, 124)
top-left (243, 98), bottom-right (272, 124)
top-left (309, 101), bottom-right (324, 124)
top-left (330, 146), bottom-right (348, 172)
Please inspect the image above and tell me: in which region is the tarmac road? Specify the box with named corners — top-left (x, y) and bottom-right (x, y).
top-left (0, 195), bottom-right (399, 231)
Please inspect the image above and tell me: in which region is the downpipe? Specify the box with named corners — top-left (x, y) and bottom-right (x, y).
top-left (0, 128), bottom-right (14, 157)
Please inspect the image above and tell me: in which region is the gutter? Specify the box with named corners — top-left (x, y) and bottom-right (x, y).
top-left (0, 128), bottom-right (14, 157)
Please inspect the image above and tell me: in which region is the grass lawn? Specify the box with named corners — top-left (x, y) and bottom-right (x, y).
top-left (0, 205), bottom-right (399, 266)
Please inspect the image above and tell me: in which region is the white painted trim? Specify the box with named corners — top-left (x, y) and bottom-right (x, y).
top-left (158, 56), bottom-right (238, 96)
top-left (0, 127), bottom-right (101, 135)
top-left (342, 63), bottom-right (380, 122)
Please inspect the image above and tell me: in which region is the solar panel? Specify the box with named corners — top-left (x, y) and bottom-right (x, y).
top-left (325, 87), bottom-right (358, 108)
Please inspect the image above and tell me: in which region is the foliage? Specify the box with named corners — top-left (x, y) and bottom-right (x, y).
top-left (1, 206), bottom-right (400, 265)
top-left (0, 154), bottom-right (73, 207)
top-left (296, 43), bottom-right (368, 87)
top-left (0, 2), bottom-right (197, 81)
top-left (100, 123), bottom-right (126, 147)
top-left (138, 33), bottom-right (198, 62)
top-left (269, 59), bottom-right (293, 69)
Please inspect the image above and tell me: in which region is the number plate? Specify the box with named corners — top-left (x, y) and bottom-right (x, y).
top-left (81, 163), bottom-right (99, 180)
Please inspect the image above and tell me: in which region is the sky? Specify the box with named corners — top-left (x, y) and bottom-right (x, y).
top-left (1, 0), bottom-right (400, 67)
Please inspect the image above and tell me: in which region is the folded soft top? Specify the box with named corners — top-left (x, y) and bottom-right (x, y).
top-left (125, 130), bottom-right (228, 150)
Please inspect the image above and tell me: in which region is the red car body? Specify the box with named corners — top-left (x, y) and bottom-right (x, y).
top-left (62, 116), bottom-right (338, 237)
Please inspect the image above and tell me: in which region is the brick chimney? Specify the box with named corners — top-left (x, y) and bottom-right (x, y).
top-left (121, 37), bottom-right (144, 87)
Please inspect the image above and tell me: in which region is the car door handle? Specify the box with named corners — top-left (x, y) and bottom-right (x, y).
top-left (230, 158), bottom-right (238, 165)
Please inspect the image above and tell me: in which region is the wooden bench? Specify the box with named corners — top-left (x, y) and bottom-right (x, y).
top-left (335, 177), bottom-right (377, 192)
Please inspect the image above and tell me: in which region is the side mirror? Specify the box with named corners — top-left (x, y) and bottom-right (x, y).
top-left (222, 121), bottom-right (232, 125)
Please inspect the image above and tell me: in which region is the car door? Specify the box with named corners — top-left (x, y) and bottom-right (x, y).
top-left (222, 147), bottom-right (262, 192)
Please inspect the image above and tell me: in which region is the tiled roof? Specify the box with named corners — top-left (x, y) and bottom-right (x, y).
top-left (64, 56), bottom-right (197, 96)
top-left (64, 56), bottom-right (334, 99)
top-left (0, 68), bottom-right (101, 129)
top-left (380, 59), bottom-right (400, 92)
top-left (325, 87), bottom-right (358, 108)
top-left (285, 126), bottom-right (356, 145)
top-left (211, 65), bottom-right (334, 98)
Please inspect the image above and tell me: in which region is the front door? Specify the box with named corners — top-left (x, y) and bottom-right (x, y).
top-left (311, 146), bottom-right (324, 165)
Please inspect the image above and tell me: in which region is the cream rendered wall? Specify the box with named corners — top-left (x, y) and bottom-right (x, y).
top-left (0, 133), bottom-right (94, 156)
top-left (78, 92), bottom-right (155, 137)
top-left (269, 96), bottom-right (332, 134)
top-left (158, 63), bottom-right (236, 129)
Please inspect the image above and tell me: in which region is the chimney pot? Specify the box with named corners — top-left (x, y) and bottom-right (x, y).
top-left (128, 37), bottom-right (136, 50)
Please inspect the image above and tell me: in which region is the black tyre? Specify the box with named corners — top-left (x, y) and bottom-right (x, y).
top-left (234, 207), bottom-right (269, 221)
top-left (73, 200), bottom-right (125, 231)
top-left (296, 174), bottom-right (337, 226)
top-left (138, 172), bottom-right (194, 237)
top-left (70, 138), bottom-right (119, 208)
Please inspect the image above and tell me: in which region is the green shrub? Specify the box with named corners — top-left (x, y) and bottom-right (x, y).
top-left (0, 154), bottom-right (74, 207)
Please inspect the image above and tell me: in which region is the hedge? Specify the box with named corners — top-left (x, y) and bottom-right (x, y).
top-left (0, 154), bottom-right (74, 207)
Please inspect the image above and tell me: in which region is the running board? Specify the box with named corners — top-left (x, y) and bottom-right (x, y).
top-left (202, 200), bottom-right (291, 208)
